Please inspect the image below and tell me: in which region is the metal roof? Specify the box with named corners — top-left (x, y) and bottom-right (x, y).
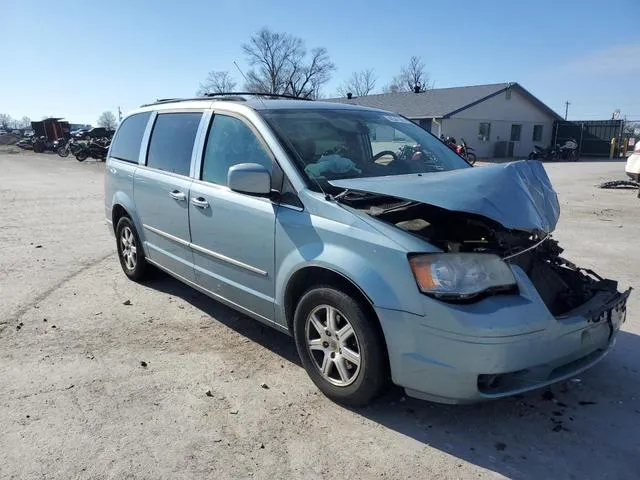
top-left (325, 82), bottom-right (562, 120)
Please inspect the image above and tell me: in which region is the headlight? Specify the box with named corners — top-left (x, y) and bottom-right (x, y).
top-left (409, 253), bottom-right (516, 299)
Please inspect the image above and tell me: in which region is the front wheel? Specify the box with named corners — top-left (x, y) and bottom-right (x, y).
top-left (75, 150), bottom-right (88, 162)
top-left (466, 152), bottom-right (477, 165)
top-left (293, 286), bottom-right (388, 405)
top-left (57, 146), bottom-right (69, 157)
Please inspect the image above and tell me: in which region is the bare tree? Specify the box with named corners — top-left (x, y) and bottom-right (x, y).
top-left (242, 28), bottom-right (335, 99)
top-left (384, 56), bottom-right (431, 93)
top-left (197, 71), bottom-right (237, 95)
top-left (0, 113), bottom-right (12, 128)
top-left (337, 69), bottom-right (377, 97)
top-left (97, 111), bottom-right (118, 131)
top-left (19, 116), bottom-right (31, 128)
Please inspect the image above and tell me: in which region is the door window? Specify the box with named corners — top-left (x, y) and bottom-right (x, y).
top-left (201, 114), bottom-right (272, 186)
top-left (109, 112), bottom-right (151, 163)
top-left (147, 112), bottom-right (202, 176)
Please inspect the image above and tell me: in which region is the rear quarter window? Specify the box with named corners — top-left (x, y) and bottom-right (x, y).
top-left (109, 112), bottom-right (151, 163)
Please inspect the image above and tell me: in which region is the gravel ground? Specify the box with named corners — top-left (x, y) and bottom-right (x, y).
top-left (1, 152), bottom-right (639, 480)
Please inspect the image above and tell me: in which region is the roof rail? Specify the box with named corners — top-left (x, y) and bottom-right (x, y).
top-left (140, 92), bottom-right (313, 107)
top-left (204, 92), bottom-right (314, 101)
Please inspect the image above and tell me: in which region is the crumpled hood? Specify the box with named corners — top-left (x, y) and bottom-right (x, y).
top-left (329, 160), bottom-right (560, 233)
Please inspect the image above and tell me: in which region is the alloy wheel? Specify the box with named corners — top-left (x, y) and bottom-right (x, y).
top-left (305, 304), bottom-right (361, 386)
top-left (120, 226), bottom-right (137, 271)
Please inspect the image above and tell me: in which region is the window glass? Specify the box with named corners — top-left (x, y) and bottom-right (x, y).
top-left (532, 125), bottom-right (543, 142)
top-left (510, 124), bottom-right (522, 142)
top-left (147, 112), bottom-right (201, 176)
top-left (201, 114), bottom-right (272, 185)
top-left (109, 112), bottom-right (151, 162)
top-left (478, 122), bottom-right (491, 142)
top-left (260, 109), bottom-right (469, 190)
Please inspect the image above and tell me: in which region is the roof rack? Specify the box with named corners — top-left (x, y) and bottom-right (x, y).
top-left (140, 92), bottom-right (313, 107)
top-left (204, 92), bottom-right (314, 101)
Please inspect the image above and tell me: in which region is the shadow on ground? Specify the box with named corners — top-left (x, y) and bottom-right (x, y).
top-left (146, 273), bottom-right (640, 480)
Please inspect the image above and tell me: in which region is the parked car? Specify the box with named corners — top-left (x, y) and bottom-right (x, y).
top-left (625, 140), bottom-right (640, 180)
top-left (105, 95), bottom-right (630, 406)
top-left (0, 129), bottom-right (7, 135)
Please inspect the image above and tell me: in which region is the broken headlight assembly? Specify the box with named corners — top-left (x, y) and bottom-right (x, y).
top-left (409, 253), bottom-right (517, 300)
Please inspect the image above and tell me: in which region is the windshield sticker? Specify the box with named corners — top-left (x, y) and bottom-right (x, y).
top-left (383, 115), bottom-right (411, 124)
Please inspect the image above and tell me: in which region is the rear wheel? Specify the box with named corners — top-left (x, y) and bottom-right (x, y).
top-left (115, 216), bottom-right (149, 281)
top-left (57, 146), bottom-right (69, 157)
top-left (75, 150), bottom-right (88, 162)
top-left (293, 286), bottom-right (388, 405)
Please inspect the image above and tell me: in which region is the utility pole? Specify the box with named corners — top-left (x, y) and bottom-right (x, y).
top-left (564, 101), bottom-right (570, 120)
top-left (117, 107), bottom-right (122, 122)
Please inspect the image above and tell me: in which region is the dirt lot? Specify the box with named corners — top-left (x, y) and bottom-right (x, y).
top-left (1, 152), bottom-right (639, 480)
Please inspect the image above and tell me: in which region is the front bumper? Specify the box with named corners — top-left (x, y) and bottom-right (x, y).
top-left (376, 279), bottom-right (630, 404)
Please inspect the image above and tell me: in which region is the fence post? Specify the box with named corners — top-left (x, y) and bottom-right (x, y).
top-left (578, 122), bottom-right (584, 159)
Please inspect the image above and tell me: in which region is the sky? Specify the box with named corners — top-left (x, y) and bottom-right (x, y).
top-left (2, 0), bottom-right (639, 125)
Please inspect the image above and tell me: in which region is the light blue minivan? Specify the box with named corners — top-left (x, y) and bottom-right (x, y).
top-left (105, 94), bottom-right (630, 405)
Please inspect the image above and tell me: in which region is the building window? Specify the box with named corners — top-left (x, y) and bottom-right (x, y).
top-left (532, 125), bottom-right (543, 142)
top-left (478, 122), bottom-right (491, 142)
top-left (510, 124), bottom-right (522, 142)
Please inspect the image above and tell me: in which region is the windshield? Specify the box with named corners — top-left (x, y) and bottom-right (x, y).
top-left (260, 108), bottom-right (470, 190)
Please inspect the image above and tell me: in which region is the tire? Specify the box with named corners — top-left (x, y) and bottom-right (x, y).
top-left (75, 150), bottom-right (88, 162)
top-left (57, 146), bottom-right (69, 158)
top-left (293, 286), bottom-right (388, 405)
top-left (115, 216), bottom-right (149, 281)
top-left (466, 152), bottom-right (477, 165)
top-left (33, 142), bottom-right (44, 153)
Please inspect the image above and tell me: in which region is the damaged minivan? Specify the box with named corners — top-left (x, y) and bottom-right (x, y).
top-left (105, 95), bottom-right (630, 405)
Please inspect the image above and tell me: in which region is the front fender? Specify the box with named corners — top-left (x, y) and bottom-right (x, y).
top-left (274, 207), bottom-right (425, 324)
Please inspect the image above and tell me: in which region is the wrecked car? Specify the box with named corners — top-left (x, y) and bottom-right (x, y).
top-left (105, 96), bottom-right (630, 405)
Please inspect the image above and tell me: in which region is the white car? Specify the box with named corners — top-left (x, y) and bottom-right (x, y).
top-left (0, 129), bottom-right (7, 135)
top-left (625, 140), bottom-right (640, 180)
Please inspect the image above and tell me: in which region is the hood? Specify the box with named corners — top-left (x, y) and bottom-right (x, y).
top-left (329, 160), bottom-right (560, 233)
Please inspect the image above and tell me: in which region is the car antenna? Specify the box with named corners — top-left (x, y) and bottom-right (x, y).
top-left (233, 61), bottom-right (267, 109)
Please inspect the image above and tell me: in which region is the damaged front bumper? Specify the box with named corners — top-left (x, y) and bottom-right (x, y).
top-left (376, 266), bottom-right (631, 404)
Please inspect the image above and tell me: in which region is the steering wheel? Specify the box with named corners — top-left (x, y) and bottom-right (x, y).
top-left (372, 150), bottom-right (398, 163)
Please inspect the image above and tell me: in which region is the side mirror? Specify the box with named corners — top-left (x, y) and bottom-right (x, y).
top-left (228, 163), bottom-right (271, 195)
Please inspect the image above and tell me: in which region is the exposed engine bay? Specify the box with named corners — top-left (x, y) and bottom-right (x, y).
top-left (339, 192), bottom-right (620, 316)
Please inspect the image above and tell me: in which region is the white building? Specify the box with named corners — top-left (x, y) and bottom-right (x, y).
top-left (328, 82), bottom-right (562, 158)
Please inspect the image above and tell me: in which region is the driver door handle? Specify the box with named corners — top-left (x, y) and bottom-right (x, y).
top-left (191, 197), bottom-right (209, 209)
top-left (169, 190), bottom-right (186, 201)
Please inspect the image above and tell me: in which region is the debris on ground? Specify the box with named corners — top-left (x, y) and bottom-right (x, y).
top-left (65, 384), bottom-right (75, 390)
top-left (140, 361), bottom-right (148, 368)
top-left (229, 409), bottom-right (239, 415)
top-left (542, 390), bottom-right (555, 401)
top-left (35, 245), bottom-right (42, 248)
top-left (123, 300), bottom-right (132, 306)
top-left (495, 442), bottom-right (507, 451)
top-left (260, 383), bottom-right (269, 389)
top-left (205, 390), bottom-right (213, 397)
